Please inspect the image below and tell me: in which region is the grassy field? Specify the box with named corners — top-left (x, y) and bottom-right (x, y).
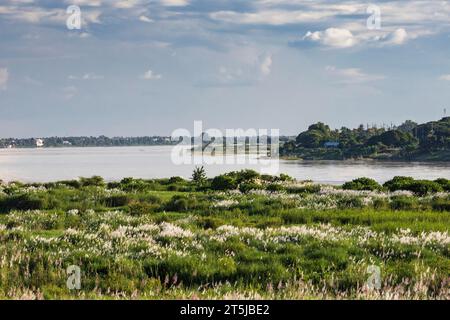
top-left (0, 172), bottom-right (448, 300)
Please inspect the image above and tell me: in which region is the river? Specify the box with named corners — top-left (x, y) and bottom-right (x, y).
top-left (0, 146), bottom-right (449, 184)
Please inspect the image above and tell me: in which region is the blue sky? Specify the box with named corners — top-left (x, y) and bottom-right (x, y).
top-left (1, 0), bottom-right (450, 137)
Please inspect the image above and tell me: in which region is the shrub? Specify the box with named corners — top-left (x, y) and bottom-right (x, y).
top-left (0, 194), bottom-right (46, 212)
top-left (384, 177), bottom-right (443, 195)
top-left (128, 201), bottom-right (158, 216)
top-left (79, 176), bottom-right (105, 187)
top-left (211, 175), bottom-right (237, 191)
top-left (372, 198), bottom-right (389, 210)
top-left (238, 182), bottom-right (262, 194)
top-left (58, 180), bottom-right (81, 189)
top-left (266, 184), bottom-right (285, 192)
top-left (286, 185), bottom-right (321, 194)
top-left (168, 176), bottom-right (185, 184)
top-left (383, 176), bottom-right (415, 192)
top-left (191, 166), bottom-right (207, 186)
top-left (167, 184), bottom-right (179, 191)
top-left (260, 174), bottom-right (276, 182)
top-left (390, 196), bottom-right (418, 210)
top-left (138, 194), bottom-right (162, 204)
top-left (277, 173), bottom-right (293, 182)
top-left (106, 182), bottom-right (120, 189)
top-left (434, 178), bottom-right (450, 192)
top-left (196, 217), bottom-right (226, 229)
top-left (342, 177), bottom-right (381, 191)
top-left (164, 195), bottom-right (206, 212)
top-left (105, 194), bottom-right (131, 207)
top-left (337, 197), bottom-right (364, 209)
top-left (234, 169), bottom-right (260, 183)
top-left (407, 180), bottom-right (442, 196)
top-left (431, 197), bottom-right (450, 211)
top-left (166, 196), bottom-right (189, 212)
top-left (118, 178), bottom-right (148, 192)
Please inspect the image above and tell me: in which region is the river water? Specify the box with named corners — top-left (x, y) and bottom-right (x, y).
top-left (0, 146), bottom-right (449, 184)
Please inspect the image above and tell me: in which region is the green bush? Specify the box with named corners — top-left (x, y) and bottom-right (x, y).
top-left (407, 180), bottom-right (443, 196)
top-left (128, 201), bottom-right (159, 216)
top-left (384, 177), bottom-right (443, 195)
top-left (286, 184), bottom-right (321, 194)
top-left (239, 182), bottom-right (262, 194)
top-left (277, 173), bottom-right (294, 182)
top-left (118, 178), bottom-right (148, 192)
top-left (434, 178), bottom-right (450, 192)
top-left (383, 176), bottom-right (415, 192)
top-left (164, 195), bottom-right (207, 212)
top-left (0, 194), bottom-right (46, 212)
top-left (138, 194), bottom-right (162, 204)
top-left (260, 174), bottom-right (276, 182)
top-left (79, 176), bottom-right (105, 187)
top-left (390, 196), bottom-right (418, 210)
top-left (211, 175), bottom-right (237, 191)
top-left (58, 180), bottom-right (81, 189)
top-left (105, 194), bottom-right (131, 207)
top-left (168, 176), bottom-right (186, 184)
top-left (266, 184), bottom-right (285, 192)
top-left (431, 197), bottom-right (450, 211)
top-left (337, 197), bottom-right (364, 209)
top-left (372, 198), bottom-right (389, 209)
top-left (234, 169), bottom-right (260, 183)
top-left (342, 177), bottom-right (381, 191)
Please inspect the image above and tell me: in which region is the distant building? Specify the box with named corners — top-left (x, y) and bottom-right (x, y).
top-left (324, 141), bottom-right (339, 148)
top-left (35, 138), bottom-right (44, 147)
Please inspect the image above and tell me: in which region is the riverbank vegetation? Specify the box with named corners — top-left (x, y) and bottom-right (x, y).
top-left (281, 117), bottom-right (450, 161)
top-left (0, 170), bottom-right (448, 299)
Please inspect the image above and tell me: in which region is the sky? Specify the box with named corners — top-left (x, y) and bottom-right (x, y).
top-left (1, 0), bottom-right (450, 138)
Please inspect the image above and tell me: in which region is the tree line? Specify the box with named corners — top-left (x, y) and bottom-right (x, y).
top-left (281, 117), bottom-right (450, 161)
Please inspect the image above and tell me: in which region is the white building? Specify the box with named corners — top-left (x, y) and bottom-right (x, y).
top-left (35, 138), bottom-right (44, 147)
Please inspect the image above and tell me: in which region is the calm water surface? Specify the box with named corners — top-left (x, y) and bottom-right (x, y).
top-left (0, 146), bottom-right (449, 184)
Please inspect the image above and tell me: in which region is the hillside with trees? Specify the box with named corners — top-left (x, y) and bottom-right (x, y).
top-left (281, 117), bottom-right (450, 161)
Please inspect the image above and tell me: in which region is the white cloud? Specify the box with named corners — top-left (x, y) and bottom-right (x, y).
top-left (161, 0), bottom-right (189, 7)
top-left (210, 10), bottom-right (336, 26)
top-left (65, 0), bottom-right (102, 6)
top-left (0, 68), bottom-right (9, 90)
top-left (114, 0), bottom-right (140, 9)
top-left (141, 69), bottom-right (162, 80)
top-left (62, 86), bottom-right (78, 100)
top-left (303, 28), bottom-right (356, 48)
top-left (199, 51), bottom-right (273, 87)
top-left (68, 73), bottom-right (104, 80)
top-left (439, 74), bottom-right (450, 81)
top-left (139, 15), bottom-right (154, 23)
top-left (260, 54), bottom-right (272, 76)
top-left (24, 76), bottom-right (42, 86)
top-left (381, 28), bottom-right (408, 45)
top-left (326, 66), bottom-right (385, 84)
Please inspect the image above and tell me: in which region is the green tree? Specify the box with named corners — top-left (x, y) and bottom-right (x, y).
top-left (191, 166), bottom-right (207, 186)
top-left (368, 130), bottom-right (417, 148)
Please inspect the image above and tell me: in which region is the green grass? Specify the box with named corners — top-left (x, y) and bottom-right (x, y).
top-left (0, 175), bottom-right (448, 300)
